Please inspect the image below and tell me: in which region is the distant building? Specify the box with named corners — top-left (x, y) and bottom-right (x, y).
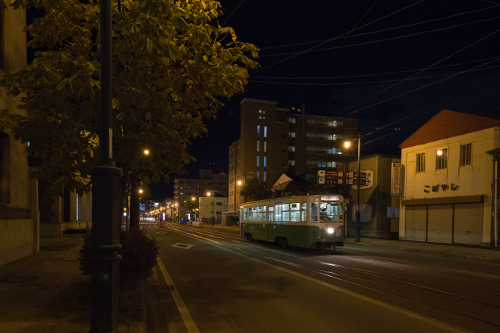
top-left (199, 196), bottom-right (228, 224)
top-left (399, 109), bottom-right (500, 247)
top-left (345, 154), bottom-right (401, 239)
top-left (229, 98), bottom-right (358, 212)
top-left (0, 5), bottom-right (39, 265)
top-left (174, 169), bottom-right (228, 219)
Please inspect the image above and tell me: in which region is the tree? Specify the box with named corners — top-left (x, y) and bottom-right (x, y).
top-left (240, 178), bottom-right (273, 202)
top-left (0, 0), bottom-right (258, 209)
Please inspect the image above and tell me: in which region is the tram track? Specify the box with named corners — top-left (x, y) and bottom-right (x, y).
top-left (154, 224), bottom-right (500, 331)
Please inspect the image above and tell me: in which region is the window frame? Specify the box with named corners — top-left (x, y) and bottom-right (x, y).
top-left (435, 148), bottom-right (448, 170)
top-left (416, 152), bottom-right (425, 173)
top-left (459, 143), bottom-right (472, 166)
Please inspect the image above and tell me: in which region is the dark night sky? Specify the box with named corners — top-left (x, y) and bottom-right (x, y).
top-left (152, 0), bottom-right (500, 199)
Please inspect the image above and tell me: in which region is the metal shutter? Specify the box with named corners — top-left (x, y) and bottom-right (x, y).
top-left (405, 205), bottom-right (426, 241)
top-left (454, 203), bottom-right (483, 245)
top-left (427, 204), bottom-right (453, 244)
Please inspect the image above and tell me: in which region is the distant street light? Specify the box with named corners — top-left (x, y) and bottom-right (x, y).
top-left (143, 149), bottom-right (150, 155)
top-left (344, 132), bottom-right (361, 242)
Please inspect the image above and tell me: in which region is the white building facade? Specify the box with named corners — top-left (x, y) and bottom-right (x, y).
top-left (399, 110), bottom-right (499, 247)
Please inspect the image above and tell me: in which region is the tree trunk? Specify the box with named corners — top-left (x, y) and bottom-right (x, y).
top-left (130, 182), bottom-right (140, 230)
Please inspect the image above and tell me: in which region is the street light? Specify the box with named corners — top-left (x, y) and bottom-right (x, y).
top-left (207, 191), bottom-right (216, 226)
top-left (235, 180), bottom-right (242, 212)
top-left (344, 132), bottom-right (361, 242)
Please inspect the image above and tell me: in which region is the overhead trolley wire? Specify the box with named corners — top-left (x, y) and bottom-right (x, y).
top-left (336, 28), bottom-right (500, 117)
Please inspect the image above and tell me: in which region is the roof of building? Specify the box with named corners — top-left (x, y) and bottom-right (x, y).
top-left (399, 109), bottom-right (500, 149)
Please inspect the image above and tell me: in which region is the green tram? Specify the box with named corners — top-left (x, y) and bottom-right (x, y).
top-left (240, 194), bottom-right (345, 250)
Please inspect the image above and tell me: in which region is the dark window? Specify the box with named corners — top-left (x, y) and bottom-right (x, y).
top-left (460, 143), bottom-right (472, 166)
top-left (416, 153), bottom-right (425, 172)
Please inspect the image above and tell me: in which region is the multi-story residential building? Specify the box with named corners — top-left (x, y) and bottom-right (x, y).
top-left (0, 4), bottom-right (39, 265)
top-left (399, 109), bottom-right (500, 247)
top-left (228, 98), bottom-right (358, 212)
top-left (174, 169), bottom-right (228, 219)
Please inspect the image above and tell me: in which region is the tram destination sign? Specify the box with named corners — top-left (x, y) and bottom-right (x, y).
top-left (318, 170), bottom-right (367, 186)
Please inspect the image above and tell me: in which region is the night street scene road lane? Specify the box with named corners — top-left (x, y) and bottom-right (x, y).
top-left (144, 223), bottom-right (500, 333)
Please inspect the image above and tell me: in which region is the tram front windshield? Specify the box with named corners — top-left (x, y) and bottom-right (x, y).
top-left (319, 201), bottom-right (342, 222)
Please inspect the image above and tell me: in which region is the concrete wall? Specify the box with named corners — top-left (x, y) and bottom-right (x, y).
top-left (0, 4), bottom-right (38, 265)
top-left (0, 219), bottom-right (33, 266)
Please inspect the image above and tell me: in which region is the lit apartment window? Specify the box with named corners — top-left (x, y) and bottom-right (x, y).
top-left (257, 155), bottom-right (259, 167)
top-left (289, 132), bottom-right (296, 138)
top-left (257, 125), bottom-right (260, 137)
top-left (436, 148), bottom-right (448, 170)
top-left (288, 160), bottom-right (295, 166)
top-left (264, 126), bottom-right (267, 138)
top-left (289, 117), bottom-right (296, 124)
top-left (264, 141), bottom-right (267, 153)
top-left (263, 156), bottom-right (267, 167)
top-left (460, 143), bottom-right (472, 166)
top-left (288, 146), bottom-right (295, 152)
top-left (416, 153), bottom-right (425, 172)
top-left (257, 141), bottom-right (260, 152)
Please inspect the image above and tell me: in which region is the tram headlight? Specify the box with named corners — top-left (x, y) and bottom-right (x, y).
top-left (327, 227), bottom-right (334, 235)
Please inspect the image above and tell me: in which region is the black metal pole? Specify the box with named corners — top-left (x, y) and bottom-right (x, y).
top-left (90, 0), bottom-right (122, 331)
top-left (355, 132), bottom-right (361, 242)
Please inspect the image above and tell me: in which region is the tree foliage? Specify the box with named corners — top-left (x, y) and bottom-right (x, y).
top-left (240, 178), bottom-right (273, 202)
top-left (0, 0), bottom-right (258, 196)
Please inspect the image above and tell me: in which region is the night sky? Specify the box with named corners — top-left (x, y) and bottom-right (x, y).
top-left (152, 0), bottom-right (500, 199)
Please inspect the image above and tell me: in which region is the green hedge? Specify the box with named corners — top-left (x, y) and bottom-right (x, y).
top-left (79, 229), bottom-right (159, 285)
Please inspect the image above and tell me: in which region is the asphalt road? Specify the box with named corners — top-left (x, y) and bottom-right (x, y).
top-left (143, 223), bottom-right (500, 333)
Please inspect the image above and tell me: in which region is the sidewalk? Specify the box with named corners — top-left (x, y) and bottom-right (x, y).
top-left (0, 234), bottom-right (145, 333)
top-left (344, 236), bottom-right (500, 264)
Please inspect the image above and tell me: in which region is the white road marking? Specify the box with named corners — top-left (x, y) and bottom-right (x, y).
top-left (156, 257), bottom-right (200, 333)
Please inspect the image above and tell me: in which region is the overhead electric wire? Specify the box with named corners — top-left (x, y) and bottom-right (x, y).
top-left (336, 27), bottom-right (500, 117)
top-left (291, 0), bottom-right (379, 107)
top-left (248, 62), bottom-right (500, 86)
top-left (250, 56), bottom-right (500, 81)
top-left (258, 3), bottom-right (500, 51)
top-left (362, 71), bottom-right (500, 146)
top-left (221, 0), bottom-right (247, 26)
top-left (253, 0), bottom-right (425, 74)
top-left (259, 15), bottom-right (500, 58)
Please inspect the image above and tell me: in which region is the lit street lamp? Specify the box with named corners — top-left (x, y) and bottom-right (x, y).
top-left (344, 132), bottom-right (362, 242)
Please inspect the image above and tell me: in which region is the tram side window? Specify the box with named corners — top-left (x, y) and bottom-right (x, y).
top-left (282, 203), bottom-right (290, 222)
top-left (259, 206), bottom-right (267, 221)
top-left (275, 204), bottom-right (282, 222)
top-left (243, 208), bottom-right (250, 220)
top-left (268, 206), bottom-right (274, 222)
top-left (290, 203), bottom-right (300, 222)
top-left (310, 202), bottom-right (318, 222)
top-left (301, 203), bottom-right (307, 221)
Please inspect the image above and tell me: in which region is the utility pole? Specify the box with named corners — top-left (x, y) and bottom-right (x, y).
top-left (90, 0), bottom-right (122, 331)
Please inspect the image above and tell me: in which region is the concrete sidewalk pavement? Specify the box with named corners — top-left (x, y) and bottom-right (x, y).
top-left (344, 236), bottom-right (500, 264)
top-left (0, 234), bottom-right (145, 333)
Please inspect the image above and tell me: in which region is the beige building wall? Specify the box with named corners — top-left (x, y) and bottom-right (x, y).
top-left (400, 127), bottom-right (499, 245)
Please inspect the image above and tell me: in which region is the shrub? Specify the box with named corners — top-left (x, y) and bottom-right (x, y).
top-left (79, 229), bottom-right (159, 285)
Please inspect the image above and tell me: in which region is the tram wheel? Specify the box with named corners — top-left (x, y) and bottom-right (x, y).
top-left (277, 238), bottom-right (288, 248)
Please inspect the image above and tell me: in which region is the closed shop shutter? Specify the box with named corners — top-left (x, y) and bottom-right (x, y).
top-left (405, 205), bottom-right (426, 241)
top-left (427, 204), bottom-right (452, 244)
top-left (454, 203), bottom-right (483, 245)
